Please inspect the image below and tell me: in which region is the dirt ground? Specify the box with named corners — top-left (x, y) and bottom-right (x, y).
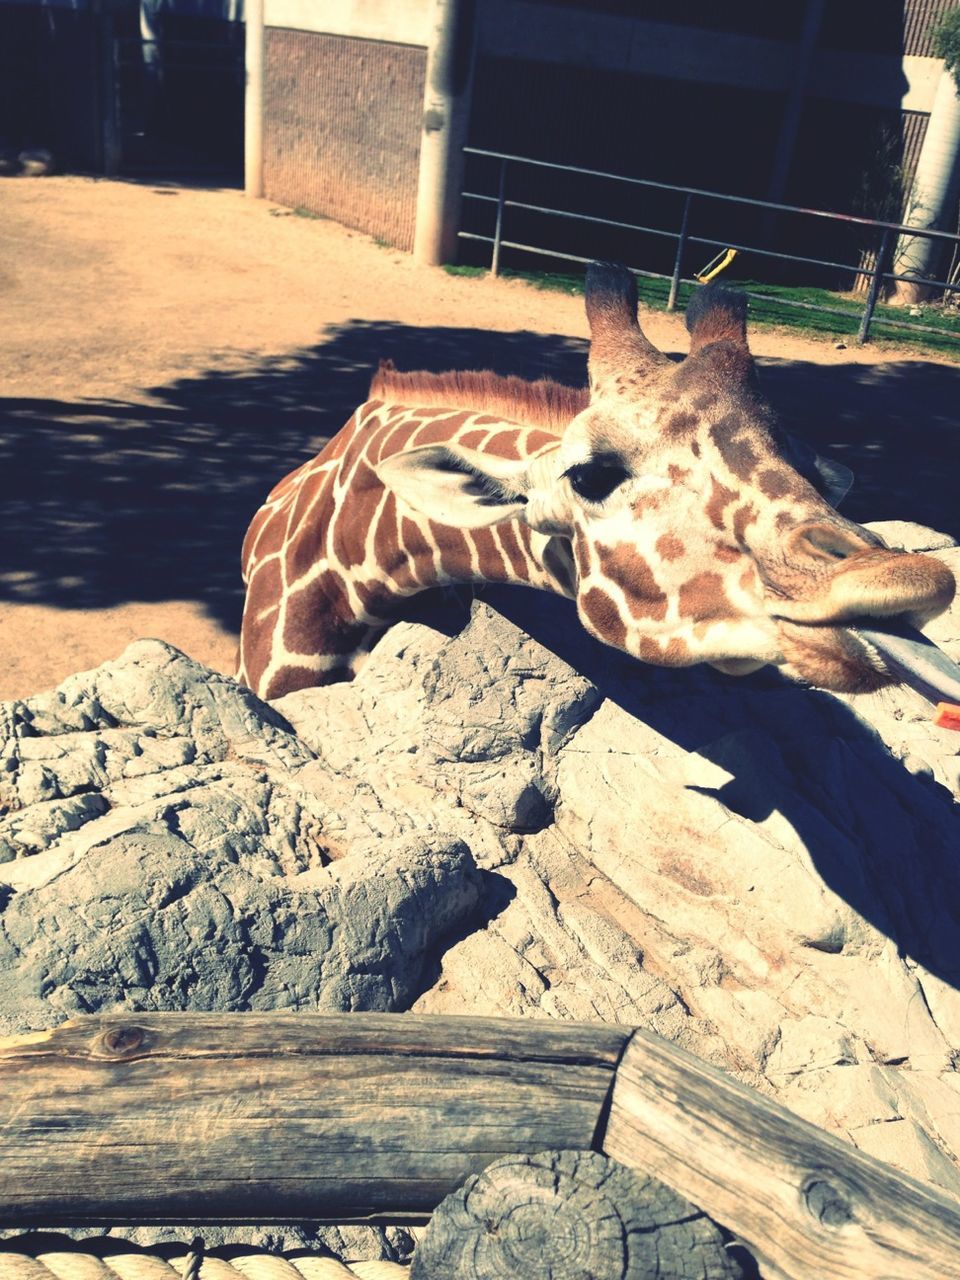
top-left (2, 174), bottom-right (959, 701)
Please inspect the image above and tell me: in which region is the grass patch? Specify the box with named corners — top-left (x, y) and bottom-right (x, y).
top-left (444, 264), bottom-right (960, 360)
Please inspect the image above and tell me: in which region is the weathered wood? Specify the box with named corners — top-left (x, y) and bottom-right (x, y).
top-left (602, 1027), bottom-right (960, 1280)
top-left (410, 1148), bottom-right (744, 1280)
top-left (0, 1013), bottom-right (628, 1227)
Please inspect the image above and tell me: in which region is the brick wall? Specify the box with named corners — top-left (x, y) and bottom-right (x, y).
top-left (263, 29), bottom-right (425, 251)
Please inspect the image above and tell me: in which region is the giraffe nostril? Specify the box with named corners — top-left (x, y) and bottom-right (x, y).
top-left (787, 521), bottom-right (876, 566)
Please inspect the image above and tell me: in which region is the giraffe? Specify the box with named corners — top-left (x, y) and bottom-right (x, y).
top-left (239, 262), bottom-right (955, 702)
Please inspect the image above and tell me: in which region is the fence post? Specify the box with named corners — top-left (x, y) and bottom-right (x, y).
top-left (93, 2), bottom-right (121, 176)
top-left (667, 194), bottom-right (692, 312)
top-left (491, 157), bottom-right (508, 276)
top-left (857, 227), bottom-right (891, 345)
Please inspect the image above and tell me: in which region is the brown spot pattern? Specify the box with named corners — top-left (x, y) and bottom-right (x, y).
top-left (757, 467), bottom-right (807, 501)
top-left (637, 635), bottom-right (691, 665)
top-left (662, 409), bottom-right (697, 437)
top-left (498, 521), bottom-right (532, 582)
top-left (705, 476), bottom-right (739, 529)
top-left (284, 570), bottom-right (361, 654)
top-left (430, 519), bottom-right (473, 581)
top-left (580, 587), bottom-right (627, 649)
top-left (597, 543), bottom-right (668, 620)
top-left (710, 416), bottom-right (760, 481)
top-left (331, 459), bottom-right (382, 569)
top-left (733, 503), bottom-right (758, 546)
top-left (656, 534), bottom-right (686, 561)
top-left (678, 572), bottom-right (735, 621)
top-left (470, 525), bottom-right (508, 580)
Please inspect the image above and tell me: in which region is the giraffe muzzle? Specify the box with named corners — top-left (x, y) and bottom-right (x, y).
top-left (767, 544), bottom-right (956, 629)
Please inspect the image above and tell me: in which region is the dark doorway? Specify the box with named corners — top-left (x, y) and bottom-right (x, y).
top-left (113, 8), bottom-right (244, 180)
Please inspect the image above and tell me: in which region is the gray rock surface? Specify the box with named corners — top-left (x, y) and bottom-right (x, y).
top-left (2, 523), bottom-right (960, 1228)
top-left (0, 641), bottom-right (484, 1037)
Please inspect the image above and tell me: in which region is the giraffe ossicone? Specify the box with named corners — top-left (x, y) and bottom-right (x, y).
top-left (239, 262), bottom-right (955, 702)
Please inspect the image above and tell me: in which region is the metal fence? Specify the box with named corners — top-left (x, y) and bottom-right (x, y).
top-left (459, 146), bottom-right (960, 350)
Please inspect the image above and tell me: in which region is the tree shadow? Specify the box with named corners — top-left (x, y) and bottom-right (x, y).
top-left (0, 323), bottom-right (586, 632)
top-left (758, 356), bottom-right (960, 539)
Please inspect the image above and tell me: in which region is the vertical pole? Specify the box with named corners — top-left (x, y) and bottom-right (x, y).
top-left (244, 0), bottom-right (264, 198)
top-left (490, 157), bottom-right (507, 276)
top-left (765, 0), bottom-right (825, 208)
top-left (858, 228), bottom-right (891, 345)
top-left (667, 194), bottom-right (692, 312)
top-left (413, 0), bottom-right (478, 266)
top-left (96, 6), bottom-right (120, 176)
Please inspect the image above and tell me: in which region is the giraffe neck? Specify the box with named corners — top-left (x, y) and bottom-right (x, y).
top-left (240, 401), bottom-right (576, 699)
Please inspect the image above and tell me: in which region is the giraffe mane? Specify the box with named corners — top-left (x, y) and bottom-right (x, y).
top-left (369, 364), bottom-right (589, 435)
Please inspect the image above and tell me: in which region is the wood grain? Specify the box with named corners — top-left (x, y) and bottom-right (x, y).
top-left (0, 1013), bottom-right (628, 1227)
top-left (410, 1148), bottom-right (743, 1279)
top-left (602, 1027), bottom-right (960, 1280)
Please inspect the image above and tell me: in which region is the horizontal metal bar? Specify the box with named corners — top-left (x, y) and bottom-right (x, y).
top-left (458, 234), bottom-right (665, 279)
top-left (457, 233), bottom-right (960, 339)
top-left (464, 146), bottom-right (960, 245)
top-left (865, 312), bottom-right (960, 339)
top-left (469, 194), bottom-right (869, 276)
top-left (684, 234), bottom-right (866, 277)
top-left (468, 191), bottom-right (939, 283)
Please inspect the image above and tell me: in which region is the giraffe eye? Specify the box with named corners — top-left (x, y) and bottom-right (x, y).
top-left (564, 458), bottom-right (631, 503)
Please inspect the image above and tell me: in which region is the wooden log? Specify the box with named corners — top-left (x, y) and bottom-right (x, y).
top-left (602, 1027), bottom-right (960, 1280)
top-left (0, 1013), bottom-right (628, 1227)
top-left (410, 1148), bottom-right (744, 1280)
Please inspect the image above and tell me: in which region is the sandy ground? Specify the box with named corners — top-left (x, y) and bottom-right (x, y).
top-left (1, 174), bottom-right (958, 701)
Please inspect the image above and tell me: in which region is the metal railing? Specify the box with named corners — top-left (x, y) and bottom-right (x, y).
top-left (459, 147), bottom-right (960, 349)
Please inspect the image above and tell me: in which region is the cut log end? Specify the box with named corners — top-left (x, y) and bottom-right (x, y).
top-left (410, 1148), bottom-right (746, 1280)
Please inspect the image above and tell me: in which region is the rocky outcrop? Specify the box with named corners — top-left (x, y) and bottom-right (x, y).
top-left (0, 642), bottom-right (484, 1038)
top-left (1, 523), bottom-right (959, 1220)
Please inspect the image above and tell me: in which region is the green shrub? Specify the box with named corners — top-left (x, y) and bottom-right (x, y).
top-left (933, 7), bottom-right (960, 91)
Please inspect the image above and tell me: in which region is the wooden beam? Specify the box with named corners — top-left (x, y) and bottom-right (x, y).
top-left (4, 1011), bottom-right (960, 1280)
top-left (603, 1027), bottom-right (960, 1280)
top-left (0, 1014), bottom-right (627, 1226)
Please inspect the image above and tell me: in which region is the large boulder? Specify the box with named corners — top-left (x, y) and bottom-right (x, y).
top-left (0, 642), bottom-right (484, 1036)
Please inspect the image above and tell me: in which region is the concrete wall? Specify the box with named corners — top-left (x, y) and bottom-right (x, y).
top-left (262, 29), bottom-right (425, 250)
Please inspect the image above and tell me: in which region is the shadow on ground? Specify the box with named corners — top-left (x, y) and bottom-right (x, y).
top-left (0, 323), bottom-right (957, 641)
top-left (0, 323), bottom-right (585, 632)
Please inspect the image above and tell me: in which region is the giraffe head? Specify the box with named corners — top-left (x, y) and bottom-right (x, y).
top-left (378, 263), bottom-right (955, 693)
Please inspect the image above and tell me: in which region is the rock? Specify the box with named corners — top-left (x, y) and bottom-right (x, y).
top-left (0, 640), bottom-right (485, 1037)
top-left (864, 520), bottom-right (957, 554)
top-left (17, 148), bottom-right (55, 176)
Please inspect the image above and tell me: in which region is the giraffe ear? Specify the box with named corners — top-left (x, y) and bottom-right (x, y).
top-left (784, 433), bottom-right (855, 508)
top-left (376, 443), bottom-right (532, 528)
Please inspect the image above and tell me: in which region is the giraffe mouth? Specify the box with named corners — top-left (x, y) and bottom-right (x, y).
top-left (775, 614), bottom-right (960, 713)
top-left (844, 619), bottom-right (960, 711)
